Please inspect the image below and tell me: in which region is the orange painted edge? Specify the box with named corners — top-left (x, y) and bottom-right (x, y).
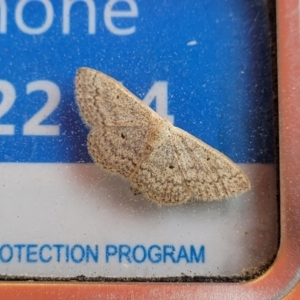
top-left (285, 283), bottom-right (300, 300)
top-left (1, 0), bottom-right (300, 299)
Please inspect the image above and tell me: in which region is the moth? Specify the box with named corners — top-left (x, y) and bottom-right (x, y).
top-left (75, 67), bottom-right (250, 205)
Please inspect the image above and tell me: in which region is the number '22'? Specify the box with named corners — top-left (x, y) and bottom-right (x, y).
top-left (0, 80), bottom-right (60, 136)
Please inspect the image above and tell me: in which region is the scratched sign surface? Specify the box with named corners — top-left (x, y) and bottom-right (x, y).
top-left (0, 0), bottom-right (277, 278)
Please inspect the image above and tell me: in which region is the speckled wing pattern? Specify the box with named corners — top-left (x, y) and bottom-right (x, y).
top-left (130, 124), bottom-right (191, 205)
top-left (172, 127), bottom-right (250, 201)
top-left (76, 67), bottom-right (250, 205)
top-left (76, 67), bottom-right (162, 127)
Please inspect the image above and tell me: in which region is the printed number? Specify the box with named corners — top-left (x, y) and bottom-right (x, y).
top-left (0, 80), bottom-right (60, 136)
top-left (23, 81), bottom-right (60, 136)
top-left (0, 80), bottom-right (16, 135)
top-left (0, 79), bottom-right (172, 136)
top-left (143, 81), bottom-right (174, 124)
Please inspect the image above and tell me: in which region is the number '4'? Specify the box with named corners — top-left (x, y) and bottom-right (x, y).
top-left (143, 81), bottom-right (174, 124)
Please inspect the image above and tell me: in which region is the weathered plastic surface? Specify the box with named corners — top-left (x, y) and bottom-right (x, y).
top-left (0, 0), bottom-right (300, 299)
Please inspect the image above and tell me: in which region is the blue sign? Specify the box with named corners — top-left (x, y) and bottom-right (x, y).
top-left (0, 0), bottom-right (275, 163)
